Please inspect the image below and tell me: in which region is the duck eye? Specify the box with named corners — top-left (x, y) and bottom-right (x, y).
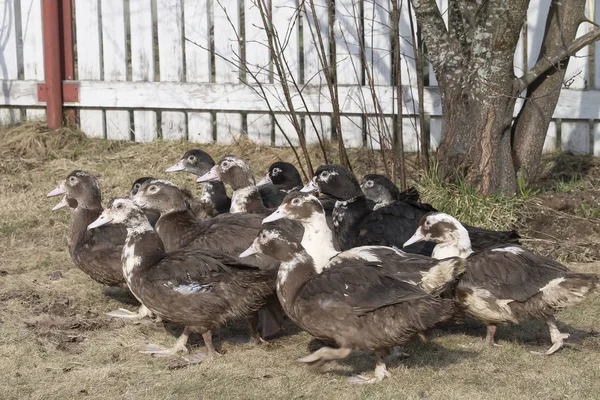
top-left (134, 184), bottom-right (140, 190)
top-left (367, 180), bottom-right (374, 187)
top-left (69, 176), bottom-right (77, 184)
top-left (320, 171), bottom-right (329, 179)
top-left (149, 185), bottom-right (158, 193)
top-left (291, 198), bottom-right (301, 206)
top-left (222, 161), bottom-right (230, 168)
top-left (188, 156), bottom-right (196, 162)
top-left (115, 203), bottom-right (124, 210)
top-left (425, 221), bottom-right (431, 226)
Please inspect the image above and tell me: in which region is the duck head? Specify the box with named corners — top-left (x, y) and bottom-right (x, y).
top-left (404, 212), bottom-right (471, 250)
top-left (165, 149), bottom-right (216, 176)
top-left (87, 198), bottom-right (150, 232)
top-left (263, 192), bottom-right (324, 224)
top-left (196, 155), bottom-right (255, 190)
top-left (301, 164), bottom-right (362, 200)
top-left (258, 161), bottom-right (302, 189)
top-left (360, 174), bottom-right (400, 204)
top-left (129, 177), bottom-right (156, 197)
top-left (240, 228), bottom-right (302, 262)
top-left (132, 179), bottom-right (188, 214)
top-left (47, 170), bottom-right (101, 210)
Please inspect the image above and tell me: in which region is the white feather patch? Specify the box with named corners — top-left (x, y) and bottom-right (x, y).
top-left (491, 246), bottom-right (524, 255)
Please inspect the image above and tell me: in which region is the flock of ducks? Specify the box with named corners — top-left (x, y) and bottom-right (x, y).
top-left (46, 149), bottom-right (599, 383)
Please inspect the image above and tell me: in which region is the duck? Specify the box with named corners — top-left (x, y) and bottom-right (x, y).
top-left (257, 161), bottom-right (303, 190)
top-left (165, 149), bottom-right (232, 216)
top-left (129, 177), bottom-right (160, 226)
top-left (240, 227), bottom-right (456, 383)
top-left (87, 198), bottom-right (277, 359)
top-left (360, 174), bottom-right (420, 209)
top-left (263, 191), bottom-right (465, 296)
top-left (404, 212), bottom-right (599, 354)
top-left (47, 171), bottom-right (154, 320)
top-left (302, 164), bottom-right (520, 255)
top-left (132, 178), bottom-right (281, 269)
top-left (197, 155), bottom-right (287, 212)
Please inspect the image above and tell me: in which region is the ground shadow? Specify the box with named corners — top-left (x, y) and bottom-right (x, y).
top-left (102, 286), bottom-right (140, 306)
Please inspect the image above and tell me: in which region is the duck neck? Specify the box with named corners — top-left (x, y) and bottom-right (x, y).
top-left (332, 196), bottom-right (370, 246)
top-left (155, 210), bottom-right (201, 249)
top-left (122, 222), bottom-right (165, 285)
top-left (300, 214), bottom-right (339, 272)
top-left (231, 186), bottom-right (269, 213)
top-left (200, 181), bottom-right (230, 213)
top-left (69, 206), bottom-right (102, 250)
top-left (276, 250), bottom-right (317, 311)
top-left (432, 227), bottom-right (473, 259)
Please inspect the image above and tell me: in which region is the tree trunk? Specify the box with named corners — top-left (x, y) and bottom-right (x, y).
top-left (512, 0), bottom-right (588, 183)
top-left (414, 0), bottom-right (529, 195)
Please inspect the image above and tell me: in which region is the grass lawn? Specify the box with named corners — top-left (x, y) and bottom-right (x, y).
top-left (1, 123), bottom-right (599, 399)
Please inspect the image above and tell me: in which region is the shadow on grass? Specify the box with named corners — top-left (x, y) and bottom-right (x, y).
top-left (102, 286), bottom-right (140, 306)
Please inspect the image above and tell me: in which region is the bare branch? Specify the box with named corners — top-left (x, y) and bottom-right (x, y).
top-left (516, 28), bottom-right (600, 92)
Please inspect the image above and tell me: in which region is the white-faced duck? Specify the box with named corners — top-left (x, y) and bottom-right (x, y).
top-left (240, 228), bottom-right (456, 383)
top-left (405, 212), bottom-right (598, 354)
top-left (264, 192), bottom-right (465, 296)
top-left (88, 198), bottom-right (277, 360)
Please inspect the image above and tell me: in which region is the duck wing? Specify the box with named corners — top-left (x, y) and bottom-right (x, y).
top-left (464, 225), bottom-right (521, 250)
top-left (463, 246), bottom-right (570, 302)
top-left (74, 224), bottom-right (126, 286)
top-left (300, 261), bottom-right (430, 316)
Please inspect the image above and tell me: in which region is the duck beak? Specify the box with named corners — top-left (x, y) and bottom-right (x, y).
top-left (262, 207), bottom-right (286, 224)
top-left (47, 182), bottom-right (66, 197)
top-left (256, 174), bottom-right (272, 187)
top-left (300, 178), bottom-right (319, 193)
top-left (87, 210), bottom-right (113, 230)
top-left (165, 160), bottom-right (185, 173)
top-left (51, 196), bottom-right (69, 211)
top-left (404, 228), bottom-right (426, 247)
top-left (196, 165), bottom-right (220, 183)
top-left (239, 241), bottom-right (259, 258)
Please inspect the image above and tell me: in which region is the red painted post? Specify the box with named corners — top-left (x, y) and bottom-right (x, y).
top-left (60, 0), bottom-right (76, 126)
top-left (42, 0), bottom-right (63, 128)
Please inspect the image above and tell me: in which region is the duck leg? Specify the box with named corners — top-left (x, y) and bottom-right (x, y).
top-left (544, 316), bottom-right (570, 355)
top-left (202, 330), bottom-right (222, 358)
top-left (297, 346), bottom-right (352, 368)
top-left (142, 326), bottom-right (190, 356)
top-left (348, 349), bottom-right (392, 384)
top-left (248, 312), bottom-right (267, 345)
top-left (107, 304), bottom-right (152, 320)
top-left (485, 325), bottom-right (502, 347)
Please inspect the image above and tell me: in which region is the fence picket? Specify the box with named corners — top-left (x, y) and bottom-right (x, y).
top-left (130, 0), bottom-right (157, 142)
top-left (21, 0), bottom-right (45, 120)
top-left (562, 121), bottom-right (591, 154)
top-left (101, 0), bottom-right (129, 140)
top-left (0, 0), bottom-right (22, 124)
top-left (157, 0), bottom-right (186, 140)
top-left (75, 0), bottom-right (104, 137)
top-left (335, 0), bottom-right (363, 147)
top-left (214, 0), bottom-right (241, 144)
top-left (303, 0), bottom-right (331, 145)
top-left (184, 0), bottom-right (212, 143)
top-left (245, 0), bottom-right (272, 145)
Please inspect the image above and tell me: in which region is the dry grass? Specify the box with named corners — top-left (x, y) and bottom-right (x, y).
top-left (1, 123), bottom-right (600, 399)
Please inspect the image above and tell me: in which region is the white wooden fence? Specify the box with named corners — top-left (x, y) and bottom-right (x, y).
top-left (1, 0), bottom-right (600, 154)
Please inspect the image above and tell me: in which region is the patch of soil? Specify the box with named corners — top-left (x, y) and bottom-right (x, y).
top-left (522, 190), bottom-right (600, 262)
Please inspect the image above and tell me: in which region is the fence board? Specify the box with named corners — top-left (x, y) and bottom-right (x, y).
top-left (272, 0), bottom-right (300, 145)
top-left (0, 0), bottom-right (22, 124)
top-left (245, 0), bottom-right (272, 145)
top-left (214, 0), bottom-right (241, 144)
top-left (130, 0), bottom-right (157, 142)
top-left (543, 121), bottom-right (558, 152)
top-left (335, 0), bottom-right (363, 145)
top-left (21, 0), bottom-right (45, 120)
top-left (596, 0), bottom-right (600, 90)
top-left (562, 121), bottom-right (590, 154)
top-left (101, 1), bottom-right (129, 140)
top-left (594, 122), bottom-right (600, 156)
top-left (275, 115), bottom-right (300, 147)
top-left (564, 0), bottom-right (590, 90)
top-left (157, 0), bottom-right (186, 140)
top-left (184, 0), bottom-right (212, 143)
top-left (303, 0), bottom-right (331, 145)
top-left (75, 0), bottom-right (104, 137)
